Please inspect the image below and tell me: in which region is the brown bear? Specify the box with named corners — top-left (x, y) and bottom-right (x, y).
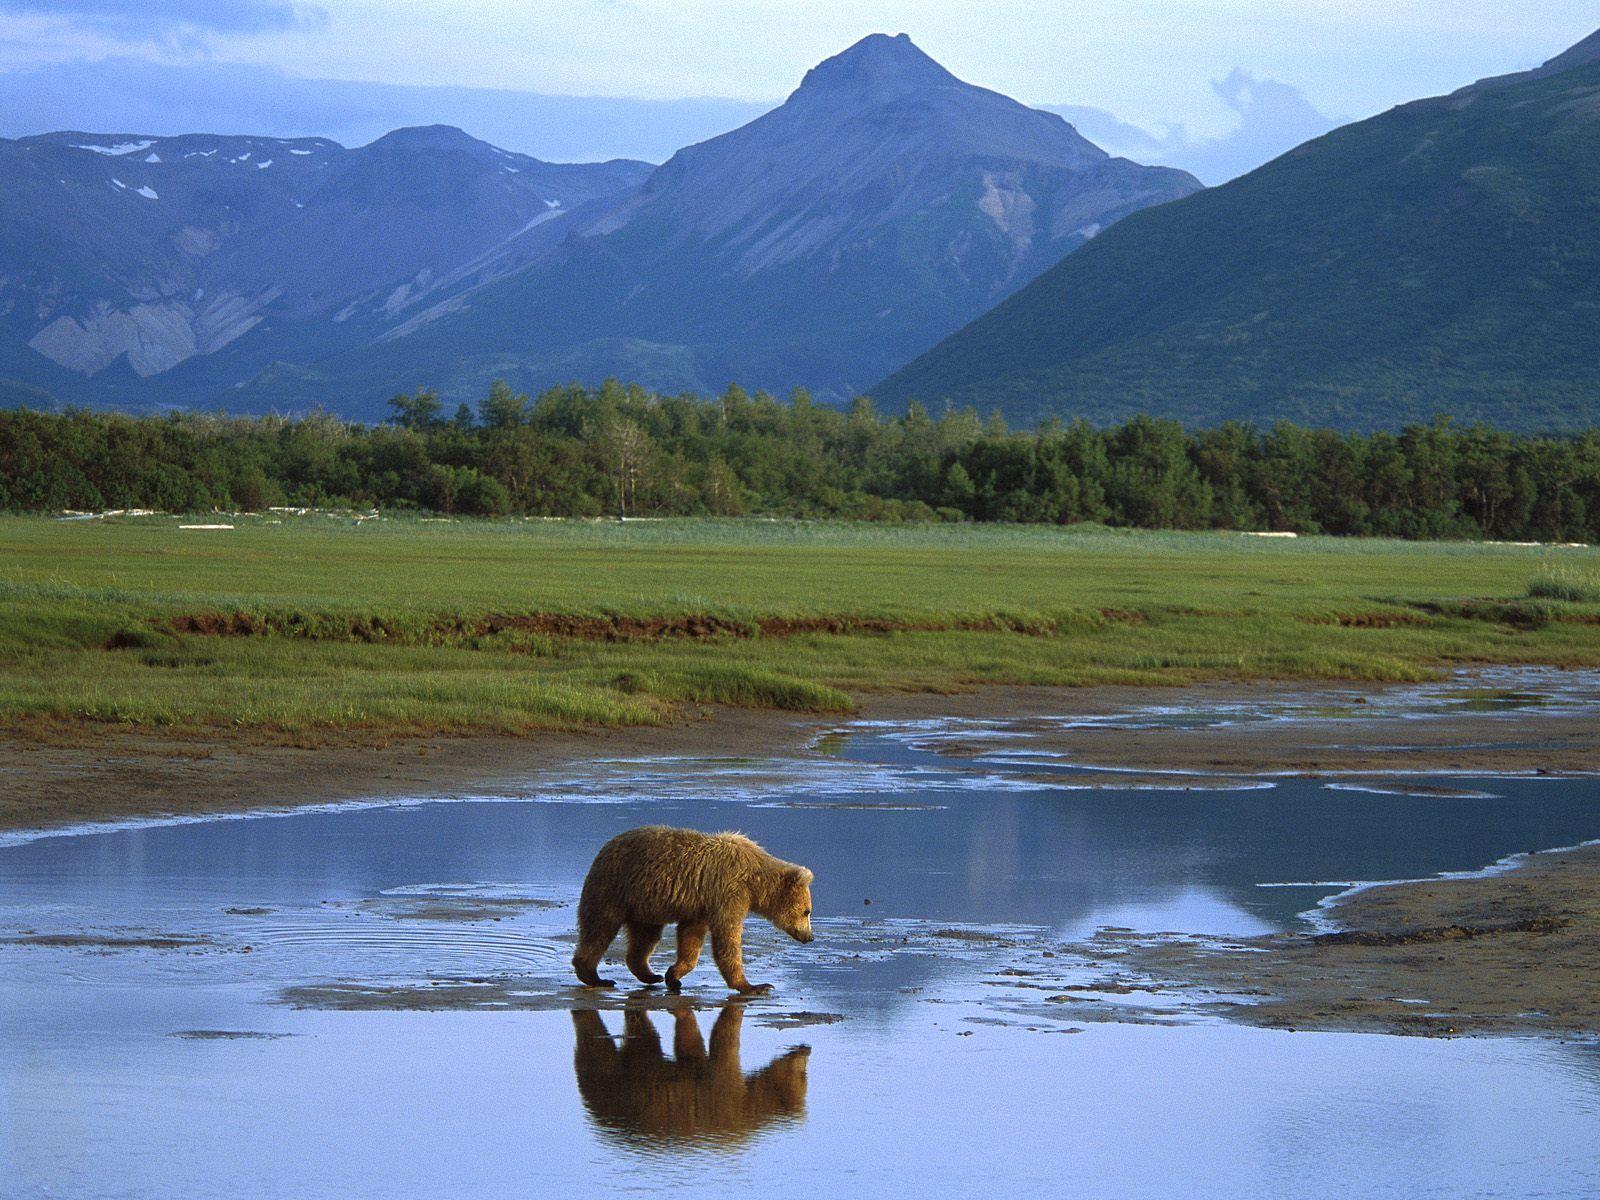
top-left (571, 1003), bottom-right (809, 1146)
top-left (572, 826), bottom-right (814, 993)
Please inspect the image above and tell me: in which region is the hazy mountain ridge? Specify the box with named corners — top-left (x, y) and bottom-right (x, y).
top-left (875, 28), bottom-right (1600, 433)
top-left (0, 127), bottom-right (651, 407)
top-left (0, 56), bottom-right (774, 166)
top-left (0, 34), bottom-right (1199, 417)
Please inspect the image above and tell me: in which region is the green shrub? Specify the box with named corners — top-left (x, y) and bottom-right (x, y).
top-left (105, 626), bottom-right (165, 651)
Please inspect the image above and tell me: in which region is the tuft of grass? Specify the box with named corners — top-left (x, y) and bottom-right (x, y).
top-left (105, 626), bottom-right (167, 651)
top-left (607, 665), bottom-right (854, 713)
top-left (1528, 565), bottom-right (1600, 604)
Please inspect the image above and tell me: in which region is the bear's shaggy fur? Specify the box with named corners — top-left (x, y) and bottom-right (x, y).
top-left (572, 826), bottom-right (814, 993)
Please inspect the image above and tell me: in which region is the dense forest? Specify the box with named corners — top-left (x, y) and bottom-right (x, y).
top-left (3, 381), bottom-right (1598, 540)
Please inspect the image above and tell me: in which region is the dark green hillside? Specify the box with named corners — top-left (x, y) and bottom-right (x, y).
top-left (876, 37), bottom-right (1600, 432)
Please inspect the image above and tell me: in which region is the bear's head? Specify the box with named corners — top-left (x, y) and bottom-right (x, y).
top-left (771, 865), bottom-right (814, 944)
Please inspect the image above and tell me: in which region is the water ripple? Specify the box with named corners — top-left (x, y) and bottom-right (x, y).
top-left (249, 921), bottom-right (568, 971)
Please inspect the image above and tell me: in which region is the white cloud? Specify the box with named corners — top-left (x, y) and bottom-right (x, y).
top-left (1047, 69), bottom-right (1343, 184)
top-left (0, 0), bottom-right (328, 40)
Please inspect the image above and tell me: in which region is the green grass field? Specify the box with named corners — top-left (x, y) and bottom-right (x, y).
top-left (2, 514), bottom-right (1597, 738)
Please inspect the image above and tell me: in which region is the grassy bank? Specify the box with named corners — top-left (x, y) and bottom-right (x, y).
top-left (2, 514), bottom-right (1597, 739)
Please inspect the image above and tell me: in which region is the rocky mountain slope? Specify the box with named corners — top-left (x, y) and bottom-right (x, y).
top-left (0, 127), bottom-right (650, 409)
top-left (329, 33), bottom-right (1199, 411)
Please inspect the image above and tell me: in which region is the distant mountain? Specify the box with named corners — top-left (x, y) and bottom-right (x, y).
top-left (317, 34), bottom-right (1199, 410)
top-left (1043, 71), bottom-right (1341, 186)
top-left (875, 30), bottom-right (1600, 433)
top-left (0, 127), bottom-right (650, 408)
top-left (0, 56), bottom-right (771, 165)
top-left (0, 34), bottom-right (1198, 418)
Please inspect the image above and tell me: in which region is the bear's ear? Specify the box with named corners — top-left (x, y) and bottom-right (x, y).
top-left (790, 866), bottom-right (814, 887)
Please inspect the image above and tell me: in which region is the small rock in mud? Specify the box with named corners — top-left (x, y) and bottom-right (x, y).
top-left (223, 907), bottom-right (274, 916)
top-left (1055, 982), bottom-right (1147, 995)
top-left (753, 1011), bottom-right (846, 1030)
top-left (352, 896), bottom-right (565, 922)
top-left (171, 1030), bottom-right (290, 1041)
top-left (929, 928), bottom-right (1017, 945)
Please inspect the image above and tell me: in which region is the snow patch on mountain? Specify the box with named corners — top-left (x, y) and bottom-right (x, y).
top-left (75, 140), bottom-right (154, 156)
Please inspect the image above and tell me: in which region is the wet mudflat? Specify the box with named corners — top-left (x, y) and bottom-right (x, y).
top-left (3, 670), bottom-right (1600, 1198)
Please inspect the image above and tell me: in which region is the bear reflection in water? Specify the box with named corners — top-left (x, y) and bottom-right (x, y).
top-left (572, 1001), bottom-right (810, 1148)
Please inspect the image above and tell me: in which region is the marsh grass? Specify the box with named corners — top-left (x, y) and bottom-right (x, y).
top-left (1528, 564), bottom-right (1600, 604)
top-left (1, 515), bottom-right (1596, 736)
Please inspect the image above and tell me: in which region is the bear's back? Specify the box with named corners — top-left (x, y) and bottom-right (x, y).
top-left (582, 826), bottom-right (762, 924)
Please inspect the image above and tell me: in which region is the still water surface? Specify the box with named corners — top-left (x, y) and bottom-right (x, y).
top-left (2, 689), bottom-right (1599, 1198)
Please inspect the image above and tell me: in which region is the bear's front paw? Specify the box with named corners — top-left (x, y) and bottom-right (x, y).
top-left (582, 977), bottom-right (615, 989)
top-left (736, 982), bottom-right (773, 995)
top-left (665, 977), bottom-right (683, 994)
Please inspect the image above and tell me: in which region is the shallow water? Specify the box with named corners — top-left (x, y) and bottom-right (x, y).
top-left (3, 680), bottom-right (1600, 1198)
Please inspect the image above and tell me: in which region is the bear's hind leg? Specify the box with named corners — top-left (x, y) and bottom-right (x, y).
top-left (625, 921), bottom-right (666, 984)
top-left (665, 921), bottom-right (707, 993)
top-left (573, 914), bottom-right (623, 987)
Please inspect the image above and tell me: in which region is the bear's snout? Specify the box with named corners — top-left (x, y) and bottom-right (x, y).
top-left (794, 930), bottom-right (814, 944)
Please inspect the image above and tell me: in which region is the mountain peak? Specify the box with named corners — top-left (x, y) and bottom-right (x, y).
top-left (795, 33), bottom-right (958, 101)
top-left (366, 125), bottom-right (495, 154)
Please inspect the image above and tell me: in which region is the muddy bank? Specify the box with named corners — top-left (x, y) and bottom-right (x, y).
top-left (4, 676), bottom-right (1598, 838)
top-left (896, 678), bottom-right (1600, 778)
top-left (939, 712), bottom-right (1600, 777)
top-left (0, 703), bottom-right (817, 837)
top-left (1092, 843), bottom-right (1600, 1037)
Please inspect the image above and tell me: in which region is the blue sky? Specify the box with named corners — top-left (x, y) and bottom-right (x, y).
top-left (0, 1), bottom-right (1592, 180)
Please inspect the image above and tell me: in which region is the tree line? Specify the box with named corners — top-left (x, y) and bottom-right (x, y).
top-left (3, 381), bottom-right (1598, 540)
